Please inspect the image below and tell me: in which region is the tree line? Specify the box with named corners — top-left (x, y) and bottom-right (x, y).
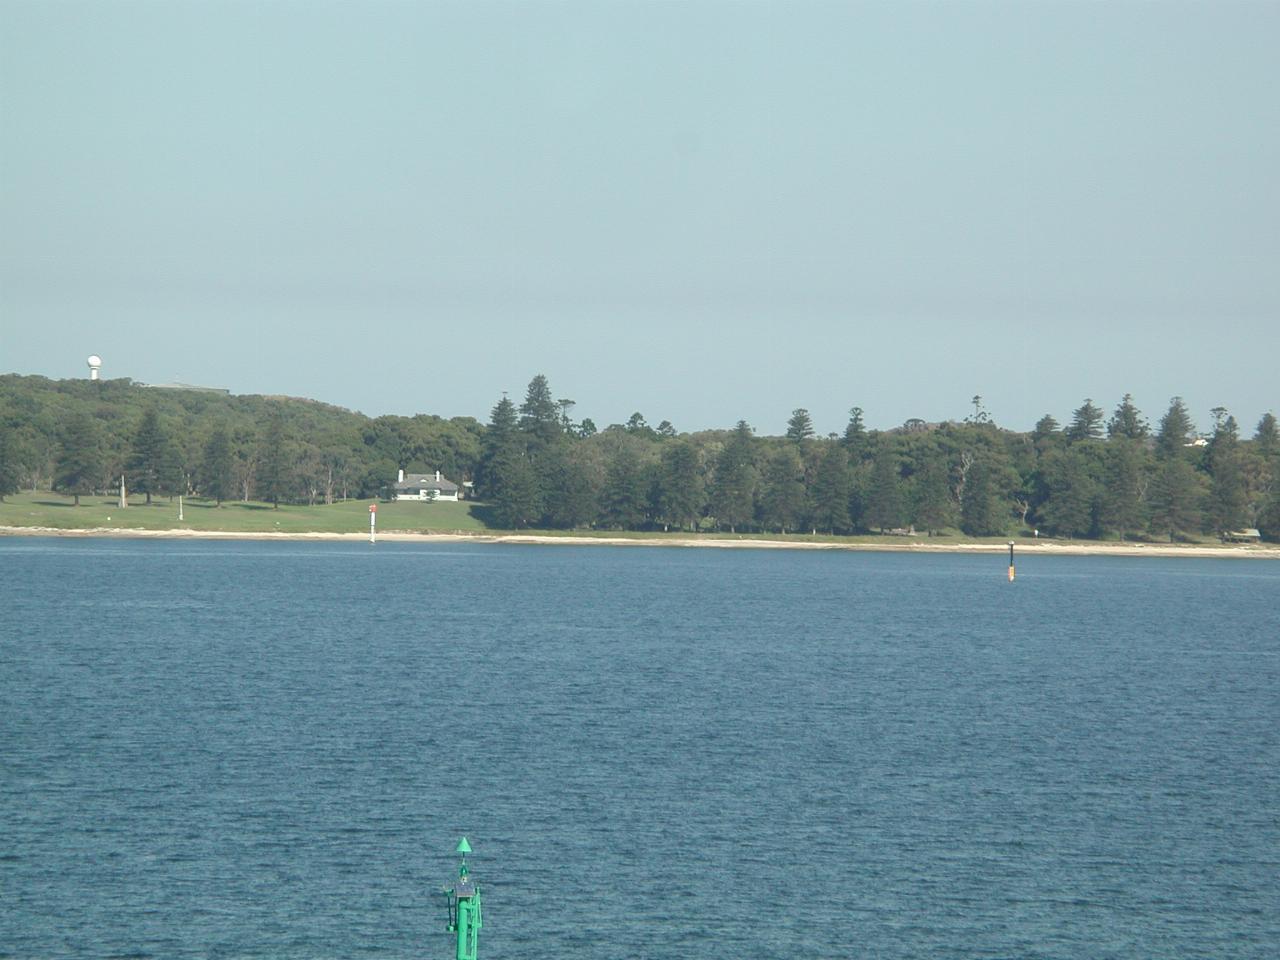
top-left (0, 374), bottom-right (482, 508)
top-left (474, 380), bottom-right (1280, 542)
top-left (2, 372), bottom-right (1278, 541)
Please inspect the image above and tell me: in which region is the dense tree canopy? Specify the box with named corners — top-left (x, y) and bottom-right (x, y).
top-left (3, 373), bottom-right (1277, 541)
top-left (1, 373), bottom-right (482, 508)
top-left (0, 423), bottom-right (20, 501)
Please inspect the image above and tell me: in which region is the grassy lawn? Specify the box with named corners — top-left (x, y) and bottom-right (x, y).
top-left (0, 490), bottom-right (489, 534)
top-left (1, 490), bottom-right (1230, 549)
top-left (0, 490), bottom-right (1004, 543)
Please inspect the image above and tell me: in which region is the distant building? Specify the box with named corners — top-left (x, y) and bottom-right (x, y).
top-left (394, 469), bottom-right (460, 502)
top-left (1222, 528), bottom-right (1261, 543)
top-left (141, 381), bottom-right (230, 394)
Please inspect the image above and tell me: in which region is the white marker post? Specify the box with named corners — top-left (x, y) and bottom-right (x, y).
top-left (369, 502), bottom-right (377, 544)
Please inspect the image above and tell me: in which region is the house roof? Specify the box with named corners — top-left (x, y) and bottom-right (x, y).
top-left (395, 473), bottom-right (459, 492)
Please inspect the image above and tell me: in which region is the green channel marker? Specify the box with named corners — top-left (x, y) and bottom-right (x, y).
top-left (443, 838), bottom-right (482, 960)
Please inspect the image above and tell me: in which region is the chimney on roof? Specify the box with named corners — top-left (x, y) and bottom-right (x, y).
top-left (398, 468), bottom-right (405, 483)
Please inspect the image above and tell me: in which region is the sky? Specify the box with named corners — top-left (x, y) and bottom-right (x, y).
top-left (2, 0), bottom-right (1277, 437)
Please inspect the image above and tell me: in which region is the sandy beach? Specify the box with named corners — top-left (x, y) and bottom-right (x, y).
top-left (3, 525), bottom-right (1278, 559)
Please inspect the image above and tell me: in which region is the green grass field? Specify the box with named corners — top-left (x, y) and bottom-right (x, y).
top-left (0, 489), bottom-right (1233, 549)
top-left (0, 490), bottom-right (489, 534)
top-left (0, 489), bottom-right (980, 544)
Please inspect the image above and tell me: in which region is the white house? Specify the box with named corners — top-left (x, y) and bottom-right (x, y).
top-left (394, 469), bottom-right (460, 502)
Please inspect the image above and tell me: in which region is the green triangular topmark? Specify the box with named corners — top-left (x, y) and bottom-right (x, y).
top-left (456, 837), bottom-right (472, 854)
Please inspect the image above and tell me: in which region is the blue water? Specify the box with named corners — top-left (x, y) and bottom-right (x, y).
top-left (2, 539), bottom-right (1278, 959)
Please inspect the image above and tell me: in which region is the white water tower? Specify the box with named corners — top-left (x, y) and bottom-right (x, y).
top-left (87, 355), bottom-right (102, 380)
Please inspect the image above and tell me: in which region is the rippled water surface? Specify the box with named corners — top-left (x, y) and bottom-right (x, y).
top-left (3, 538), bottom-right (1279, 958)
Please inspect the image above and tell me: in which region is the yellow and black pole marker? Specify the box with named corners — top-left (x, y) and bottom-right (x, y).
top-left (1007, 540), bottom-right (1015, 582)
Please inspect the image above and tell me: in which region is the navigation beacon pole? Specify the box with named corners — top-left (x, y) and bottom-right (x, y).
top-left (370, 502), bottom-right (377, 544)
top-left (1008, 540), bottom-right (1016, 582)
top-left (443, 837), bottom-right (482, 960)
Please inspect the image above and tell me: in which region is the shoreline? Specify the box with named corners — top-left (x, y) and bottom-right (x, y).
top-left (3, 525), bottom-right (1278, 558)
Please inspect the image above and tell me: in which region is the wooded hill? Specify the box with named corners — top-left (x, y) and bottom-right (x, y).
top-left (0, 373), bottom-right (482, 508)
top-left (2, 372), bottom-right (1278, 542)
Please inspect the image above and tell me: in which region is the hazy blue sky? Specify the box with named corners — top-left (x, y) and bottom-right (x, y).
top-left (3, 0), bottom-right (1277, 435)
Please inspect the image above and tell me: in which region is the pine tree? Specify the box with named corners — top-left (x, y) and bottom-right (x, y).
top-left (476, 395), bottom-right (518, 500)
top-left (1032, 414), bottom-right (1059, 439)
top-left (0, 423), bottom-right (20, 501)
top-left (1065, 398), bottom-right (1105, 442)
top-left (1031, 414), bottom-right (1061, 454)
top-left (786, 408), bottom-right (815, 446)
top-left (710, 421), bottom-right (757, 533)
top-left (519, 374), bottom-right (560, 446)
top-left (864, 449), bottom-right (903, 532)
top-left (841, 407), bottom-right (867, 459)
top-left (200, 425), bottom-right (236, 506)
top-left (1097, 438), bottom-right (1149, 539)
top-left (846, 460), bottom-right (869, 530)
top-left (911, 456), bottom-right (956, 535)
top-left (161, 440), bottom-right (185, 499)
top-left (1205, 413), bottom-right (1247, 533)
top-left (128, 407), bottom-right (170, 504)
top-left (1039, 447), bottom-right (1099, 538)
top-left (256, 415), bottom-right (290, 508)
top-left (1156, 397), bottom-right (1195, 459)
top-left (54, 412), bottom-right (104, 506)
top-left (479, 391), bottom-right (545, 524)
top-left (537, 443), bottom-right (598, 529)
top-left (1107, 394), bottom-right (1149, 440)
top-left (600, 444), bottom-right (648, 529)
top-left (488, 446), bottom-right (540, 528)
top-left (489, 396), bottom-right (518, 441)
top-left (959, 458), bottom-right (1004, 536)
top-left (1253, 413), bottom-right (1278, 458)
top-left (807, 443), bottom-right (851, 534)
top-left (655, 440), bottom-right (704, 532)
top-left (759, 446), bottom-right (806, 533)
top-left (1257, 487), bottom-right (1280, 542)
top-left (1148, 457), bottom-right (1204, 541)
top-left (1206, 454), bottom-right (1248, 535)
top-left (1254, 414), bottom-right (1280, 525)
